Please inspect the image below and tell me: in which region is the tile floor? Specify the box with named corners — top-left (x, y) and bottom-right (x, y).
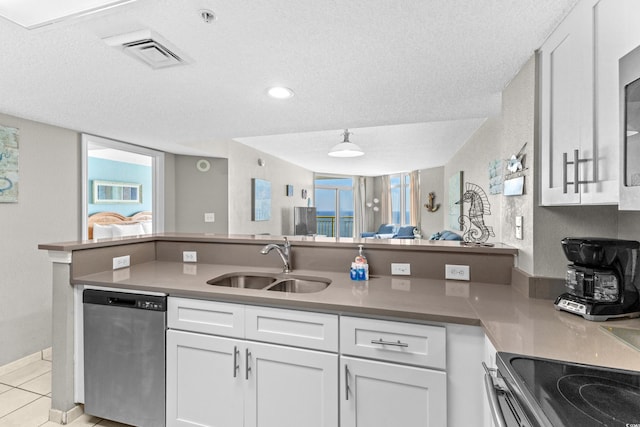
top-left (0, 354), bottom-right (130, 427)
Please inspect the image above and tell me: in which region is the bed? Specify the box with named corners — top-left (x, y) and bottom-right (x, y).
top-left (88, 211), bottom-right (153, 239)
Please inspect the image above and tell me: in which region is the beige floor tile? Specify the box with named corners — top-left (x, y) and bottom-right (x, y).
top-left (0, 361), bottom-right (51, 388)
top-left (0, 388), bottom-right (40, 418)
top-left (17, 372), bottom-right (51, 396)
top-left (0, 385), bottom-right (10, 395)
top-left (0, 395), bottom-right (50, 427)
top-left (39, 412), bottom-right (102, 427)
top-left (96, 420), bottom-right (133, 427)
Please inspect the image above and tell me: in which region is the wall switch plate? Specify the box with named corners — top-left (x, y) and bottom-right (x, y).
top-left (515, 215), bottom-right (523, 240)
top-left (445, 264), bottom-right (470, 281)
top-left (183, 251), bottom-right (197, 263)
top-left (391, 263), bottom-right (411, 275)
top-left (112, 255), bottom-right (130, 270)
top-left (204, 212), bottom-right (215, 222)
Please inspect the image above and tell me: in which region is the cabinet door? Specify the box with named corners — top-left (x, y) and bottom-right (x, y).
top-left (244, 341), bottom-right (338, 427)
top-left (539, 0), bottom-right (596, 205)
top-left (166, 330), bottom-right (243, 427)
top-left (340, 356), bottom-right (446, 427)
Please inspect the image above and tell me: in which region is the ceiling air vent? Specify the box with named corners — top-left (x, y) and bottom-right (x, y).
top-left (103, 29), bottom-right (190, 69)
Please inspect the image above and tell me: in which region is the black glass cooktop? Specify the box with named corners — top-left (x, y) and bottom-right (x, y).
top-left (499, 352), bottom-right (640, 426)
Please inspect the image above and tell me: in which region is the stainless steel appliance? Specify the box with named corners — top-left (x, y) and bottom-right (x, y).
top-left (83, 289), bottom-right (167, 427)
top-left (554, 237), bottom-right (640, 321)
top-left (484, 352), bottom-right (640, 427)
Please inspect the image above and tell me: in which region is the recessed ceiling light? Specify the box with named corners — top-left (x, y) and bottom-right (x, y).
top-left (0, 0), bottom-right (136, 29)
top-left (267, 87), bottom-right (294, 99)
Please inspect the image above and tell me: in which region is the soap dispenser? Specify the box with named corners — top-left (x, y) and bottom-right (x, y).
top-left (350, 245), bottom-right (369, 280)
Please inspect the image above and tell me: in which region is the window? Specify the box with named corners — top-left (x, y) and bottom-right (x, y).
top-left (314, 176), bottom-right (354, 237)
top-left (390, 173), bottom-right (411, 225)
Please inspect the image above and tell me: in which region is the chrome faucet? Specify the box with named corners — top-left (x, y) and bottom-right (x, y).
top-left (260, 237), bottom-right (292, 273)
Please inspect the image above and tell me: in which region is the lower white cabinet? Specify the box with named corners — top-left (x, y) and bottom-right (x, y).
top-left (166, 329), bottom-right (338, 427)
top-left (340, 356), bottom-right (447, 427)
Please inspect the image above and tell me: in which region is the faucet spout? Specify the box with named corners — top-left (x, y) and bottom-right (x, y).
top-left (260, 237), bottom-right (292, 273)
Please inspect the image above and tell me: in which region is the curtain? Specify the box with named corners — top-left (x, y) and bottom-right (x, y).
top-left (353, 176), bottom-right (366, 236)
top-left (380, 175), bottom-right (392, 224)
top-left (409, 170), bottom-right (420, 228)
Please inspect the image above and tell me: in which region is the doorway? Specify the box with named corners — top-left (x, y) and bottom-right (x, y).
top-left (315, 176), bottom-right (354, 237)
top-left (81, 134), bottom-right (165, 240)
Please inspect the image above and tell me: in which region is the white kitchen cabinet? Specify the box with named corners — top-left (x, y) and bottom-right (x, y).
top-left (339, 316), bottom-right (447, 427)
top-left (166, 330), bottom-right (244, 427)
top-left (166, 298), bottom-right (339, 427)
top-left (539, 0), bottom-right (602, 205)
top-left (340, 356), bottom-right (446, 427)
top-left (244, 341), bottom-right (337, 427)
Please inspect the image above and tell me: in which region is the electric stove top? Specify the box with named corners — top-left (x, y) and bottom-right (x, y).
top-left (497, 352), bottom-right (640, 426)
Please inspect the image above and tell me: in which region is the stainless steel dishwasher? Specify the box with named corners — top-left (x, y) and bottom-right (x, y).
top-left (83, 289), bottom-right (167, 427)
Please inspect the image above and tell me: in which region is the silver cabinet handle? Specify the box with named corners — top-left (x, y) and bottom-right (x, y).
top-left (562, 149), bottom-right (594, 194)
top-left (344, 364), bottom-right (350, 401)
top-left (245, 348), bottom-right (252, 380)
top-left (371, 338), bottom-right (409, 348)
top-left (233, 345), bottom-right (239, 378)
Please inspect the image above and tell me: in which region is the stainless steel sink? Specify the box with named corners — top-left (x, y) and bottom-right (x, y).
top-left (207, 272), bottom-right (330, 293)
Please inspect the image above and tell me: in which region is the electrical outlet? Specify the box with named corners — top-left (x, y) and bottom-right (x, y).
top-left (445, 264), bottom-right (470, 281)
top-left (204, 213), bottom-right (215, 222)
top-left (183, 251), bottom-right (197, 263)
top-left (112, 255), bottom-right (130, 270)
top-left (391, 263), bottom-right (411, 275)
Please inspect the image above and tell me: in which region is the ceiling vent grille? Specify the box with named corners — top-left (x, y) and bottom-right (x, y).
top-left (103, 30), bottom-right (189, 69)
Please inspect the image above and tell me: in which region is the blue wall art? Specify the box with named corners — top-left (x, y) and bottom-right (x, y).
top-left (0, 125), bottom-right (18, 203)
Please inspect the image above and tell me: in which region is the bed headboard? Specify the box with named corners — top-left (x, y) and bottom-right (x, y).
top-left (88, 211), bottom-right (153, 239)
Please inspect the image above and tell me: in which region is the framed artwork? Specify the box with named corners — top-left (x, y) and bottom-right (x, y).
top-left (252, 178), bottom-right (271, 221)
top-left (92, 180), bottom-right (141, 203)
top-left (286, 184), bottom-right (293, 197)
top-left (448, 171), bottom-right (463, 230)
top-left (0, 125), bottom-right (19, 203)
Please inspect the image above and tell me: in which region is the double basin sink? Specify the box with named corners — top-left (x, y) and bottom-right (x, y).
top-left (207, 272), bottom-right (331, 293)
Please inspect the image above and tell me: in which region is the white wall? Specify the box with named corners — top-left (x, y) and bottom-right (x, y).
top-left (0, 113), bottom-right (80, 366)
top-left (227, 140), bottom-right (314, 235)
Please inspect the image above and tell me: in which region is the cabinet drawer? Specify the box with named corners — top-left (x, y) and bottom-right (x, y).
top-left (168, 297), bottom-right (244, 338)
top-left (340, 316), bottom-right (446, 369)
top-left (245, 306), bottom-right (338, 352)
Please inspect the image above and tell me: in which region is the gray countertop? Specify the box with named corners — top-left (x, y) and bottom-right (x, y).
top-left (75, 260), bottom-right (640, 372)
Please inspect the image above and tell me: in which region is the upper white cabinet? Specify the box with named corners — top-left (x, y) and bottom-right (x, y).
top-left (539, 0), bottom-right (640, 205)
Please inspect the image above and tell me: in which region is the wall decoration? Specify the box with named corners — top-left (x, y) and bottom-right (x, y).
top-left (457, 182), bottom-right (495, 243)
top-left (488, 159), bottom-right (503, 195)
top-left (92, 180), bottom-right (142, 204)
top-left (448, 172), bottom-right (463, 230)
top-left (424, 192), bottom-right (440, 212)
top-left (301, 189), bottom-right (308, 199)
top-left (286, 184), bottom-right (294, 197)
top-left (252, 178), bottom-right (271, 221)
top-left (0, 125), bottom-right (19, 203)
top-left (504, 176), bottom-right (525, 196)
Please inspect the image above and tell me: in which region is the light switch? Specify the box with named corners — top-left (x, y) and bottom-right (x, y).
top-left (515, 216), bottom-right (523, 240)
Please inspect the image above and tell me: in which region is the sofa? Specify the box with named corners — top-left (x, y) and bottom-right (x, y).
top-left (361, 224), bottom-right (417, 239)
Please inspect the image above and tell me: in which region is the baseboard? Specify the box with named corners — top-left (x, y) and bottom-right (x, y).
top-left (49, 405), bottom-right (83, 425)
top-left (512, 267), bottom-right (564, 300)
top-left (0, 347), bottom-right (52, 377)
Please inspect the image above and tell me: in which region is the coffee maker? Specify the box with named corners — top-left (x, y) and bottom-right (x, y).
top-left (554, 238), bottom-right (640, 321)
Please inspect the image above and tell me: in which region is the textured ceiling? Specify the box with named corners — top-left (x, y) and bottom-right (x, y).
top-left (0, 0), bottom-right (579, 175)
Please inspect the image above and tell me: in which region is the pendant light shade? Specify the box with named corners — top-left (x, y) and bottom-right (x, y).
top-left (328, 129), bottom-right (364, 157)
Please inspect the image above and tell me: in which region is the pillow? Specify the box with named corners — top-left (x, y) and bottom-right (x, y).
top-left (140, 221), bottom-right (153, 234)
top-left (377, 224), bottom-right (396, 234)
top-left (396, 226), bottom-right (416, 237)
top-left (92, 223), bottom-right (113, 239)
top-left (111, 222), bottom-right (145, 237)
top-left (375, 233), bottom-right (396, 239)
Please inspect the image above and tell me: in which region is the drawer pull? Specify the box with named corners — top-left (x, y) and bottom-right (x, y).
top-left (371, 338), bottom-right (409, 348)
top-left (233, 346), bottom-right (239, 378)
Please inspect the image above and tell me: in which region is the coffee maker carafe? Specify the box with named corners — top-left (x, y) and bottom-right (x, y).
top-left (554, 238), bottom-right (640, 321)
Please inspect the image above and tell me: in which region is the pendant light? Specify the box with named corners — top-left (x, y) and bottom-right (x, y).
top-left (328, 129), bottom-right (364, 157)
